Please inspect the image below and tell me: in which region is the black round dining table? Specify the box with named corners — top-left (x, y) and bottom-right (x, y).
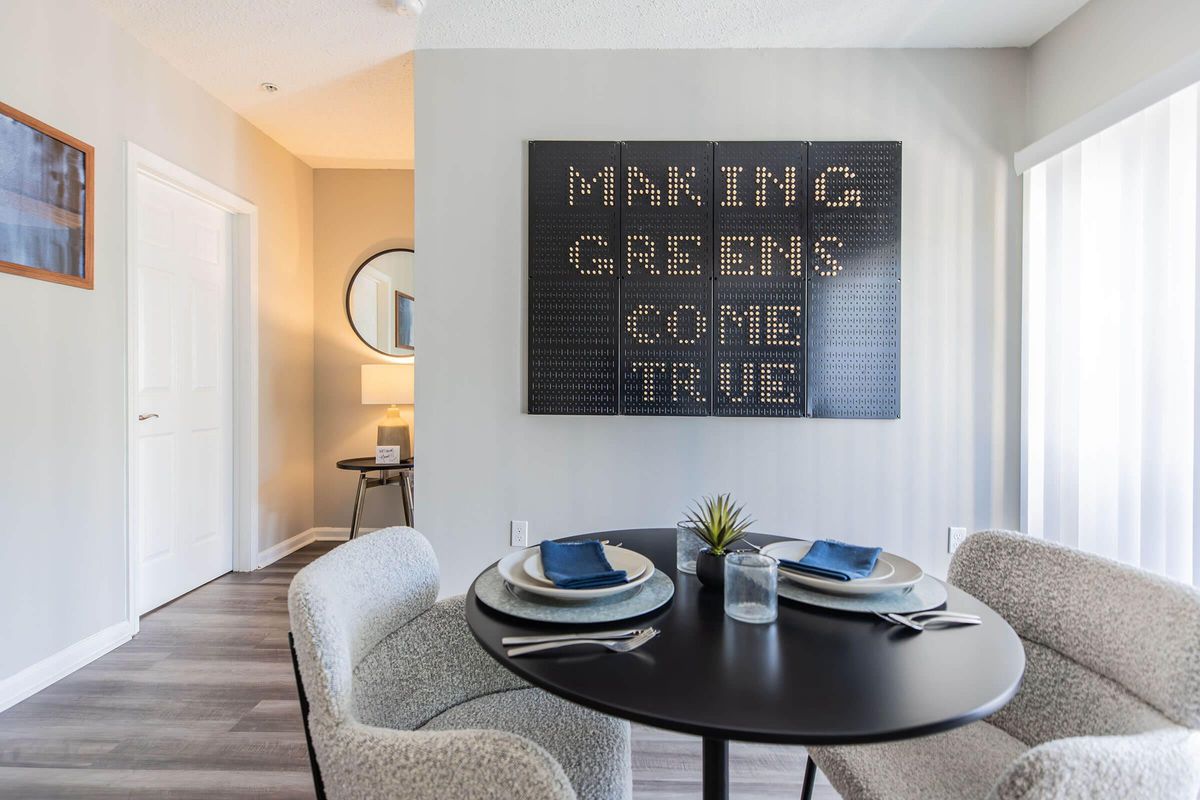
top-left (465, 528), bottom-right (1025, 799)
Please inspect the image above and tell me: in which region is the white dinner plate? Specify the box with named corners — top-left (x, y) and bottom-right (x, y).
top-left (760, 540), bottom-right (923, 597)
top-left (523, 545), bottom-right (647, 585)
top-left (497, 547), bottom-right (655, 602)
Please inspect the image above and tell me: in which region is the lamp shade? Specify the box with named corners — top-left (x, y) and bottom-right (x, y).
top-left (361, 364), bottom-right (414, 405)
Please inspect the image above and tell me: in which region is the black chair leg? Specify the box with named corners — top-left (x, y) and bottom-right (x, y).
top-left (290, 632), bottom-right (327, 800)
top-left (800, 755), bottom-right (817, 800)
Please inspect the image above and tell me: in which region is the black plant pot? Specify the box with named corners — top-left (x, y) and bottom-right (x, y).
top-left (695, 549), bottom-right (725, 589)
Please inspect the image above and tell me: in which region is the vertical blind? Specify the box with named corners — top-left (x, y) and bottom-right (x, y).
top-left (1023, 82), bottom-right (1200, 586)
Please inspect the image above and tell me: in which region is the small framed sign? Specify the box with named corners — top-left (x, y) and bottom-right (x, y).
top-left (375, 445), bottom-right (402, 465)
top-left (0, 101), bottom-right (94, 290)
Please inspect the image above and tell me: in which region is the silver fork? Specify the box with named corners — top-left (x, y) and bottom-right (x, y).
top-left (874, 611), bottom-right (981, 631)
top-left (506, 628), bottom-right (658, 657)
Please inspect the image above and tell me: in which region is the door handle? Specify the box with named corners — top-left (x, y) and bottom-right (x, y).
top-left (138, 413), bottom-right (159, 421)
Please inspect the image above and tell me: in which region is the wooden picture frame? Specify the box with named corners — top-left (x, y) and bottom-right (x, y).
top-left (0, 100), bottom-right (94, 290)
top-left (394, 290), bottom-right (414, 352)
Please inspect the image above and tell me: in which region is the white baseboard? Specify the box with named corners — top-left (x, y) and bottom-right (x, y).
top-left (255, 529), bottom-right (315, 568)
top-left (311, 527), bottom-right (366, 541)
top-left (254, 527), bottom-right (360, 569)
top-left (0, 620), bottom-right (133, 714)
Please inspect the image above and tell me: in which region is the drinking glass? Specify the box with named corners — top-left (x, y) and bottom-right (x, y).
top-left (724, 552), bottom-right (778, 624)
top-left (675, 522), bottom-right (704, 575)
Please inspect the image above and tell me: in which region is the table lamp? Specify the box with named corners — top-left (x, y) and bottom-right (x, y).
top-left (361, 364), bottom-right (414, 463)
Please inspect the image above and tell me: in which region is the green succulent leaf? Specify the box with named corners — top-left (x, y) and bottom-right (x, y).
top-left (681, 493), bottom-right (755, 556)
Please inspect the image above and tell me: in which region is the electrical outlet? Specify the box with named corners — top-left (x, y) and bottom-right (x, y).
top-left (948, 526), bottom-right (968, 554)
top-left (510, 520), bottom-right (529, 548)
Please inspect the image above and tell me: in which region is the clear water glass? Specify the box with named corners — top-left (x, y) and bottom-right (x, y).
top-left (675, 522), bottom-right (704, 575)
top-left (724, 552), bottom-right (778, 624)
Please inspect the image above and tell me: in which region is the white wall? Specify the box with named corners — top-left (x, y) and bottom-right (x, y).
top-left (415, 48), bottom-right (1026, 594)
top-left (1027, 0), bottom-right (1200, 142)
top-left (0, 0), bottom-right (314, 685)
top-left (314, 169), bottom-right (414, 530)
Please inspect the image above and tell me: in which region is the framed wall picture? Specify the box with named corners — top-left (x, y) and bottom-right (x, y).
top-left (0, 100), bottom-right (94, 290)
top-left (394, 290), bottom-right (414, 351)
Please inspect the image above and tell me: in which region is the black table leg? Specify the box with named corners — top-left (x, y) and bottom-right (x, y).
top-left (702, 737), bottom-right (728, 800)
top-left (800, 755), bottom-right (817, 800)
top-left (400, 470), bottom-right (414, 526)
top-left (349, 472), bottom-right (368, 539)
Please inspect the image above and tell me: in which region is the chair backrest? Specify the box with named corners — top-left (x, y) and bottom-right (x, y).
top-left (288, 527), bottom-right (439, 731)
top-left (949, 530), bottom-right (1200, 746)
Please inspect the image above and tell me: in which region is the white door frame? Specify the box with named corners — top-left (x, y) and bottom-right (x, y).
top-left (125, 143), bottom-right (260, 633)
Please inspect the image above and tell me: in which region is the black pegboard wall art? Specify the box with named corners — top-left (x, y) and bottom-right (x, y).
top-left (528, 140), bottom-right (901, 419)
top-left (620, 141), bottom-right (713, 416)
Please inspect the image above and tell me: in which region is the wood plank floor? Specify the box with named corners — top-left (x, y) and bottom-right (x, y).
top-left (0, 543), bottom-right (838, 799)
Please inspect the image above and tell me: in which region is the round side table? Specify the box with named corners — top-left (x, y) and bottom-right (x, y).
top-left (335, 457), bottom-right (414, 539)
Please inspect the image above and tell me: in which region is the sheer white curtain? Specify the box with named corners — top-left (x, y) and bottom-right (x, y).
top-left (1023, 82), bottom-right (1200, 586)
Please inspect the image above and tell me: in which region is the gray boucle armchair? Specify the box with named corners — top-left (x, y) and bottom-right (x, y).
top-left (288, 526), bottom-right (632, 800)
top-left (807, 530), bottom-right (1200, 800)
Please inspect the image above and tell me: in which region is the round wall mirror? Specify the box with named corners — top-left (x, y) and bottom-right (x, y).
top-left (346, 248), bottom-right (414, 357)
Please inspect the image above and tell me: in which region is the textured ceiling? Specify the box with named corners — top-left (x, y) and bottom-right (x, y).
top-left (93, 0), bottom-right (1092, 168)
top-left (418, 0), bottom-right (1092, 49)
top-left (93, 0), bottom-right (416, 168)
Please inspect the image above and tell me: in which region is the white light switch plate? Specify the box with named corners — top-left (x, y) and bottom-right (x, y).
top-left (510, 520), bottom-right (529, 548)
top-left (948, 526), bottom-right (968, 554)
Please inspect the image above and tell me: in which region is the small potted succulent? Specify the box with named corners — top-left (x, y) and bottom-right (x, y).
top-left (682, 494), bottom-right (754, 588)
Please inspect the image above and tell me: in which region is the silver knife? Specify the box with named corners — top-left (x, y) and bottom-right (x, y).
top-left (501, 628), bottom-right (643, 646)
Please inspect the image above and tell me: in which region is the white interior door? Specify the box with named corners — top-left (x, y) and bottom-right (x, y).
top-left (134, 173), bottom-right (234, 614)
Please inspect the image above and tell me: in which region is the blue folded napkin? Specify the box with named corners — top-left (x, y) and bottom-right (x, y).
top-left (538, 540), bottom-right (628, 589)
top-left (778, 539), bottom-right (882, 582)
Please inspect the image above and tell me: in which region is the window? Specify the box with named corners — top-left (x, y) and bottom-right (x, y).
top-left (1022, 82), bottom-right (1199, 585)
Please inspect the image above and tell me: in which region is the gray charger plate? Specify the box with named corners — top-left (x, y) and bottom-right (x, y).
top-left (777, 573), bottom-right (948, 614)
top-left (474, 565), bottom-right (675, 624)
